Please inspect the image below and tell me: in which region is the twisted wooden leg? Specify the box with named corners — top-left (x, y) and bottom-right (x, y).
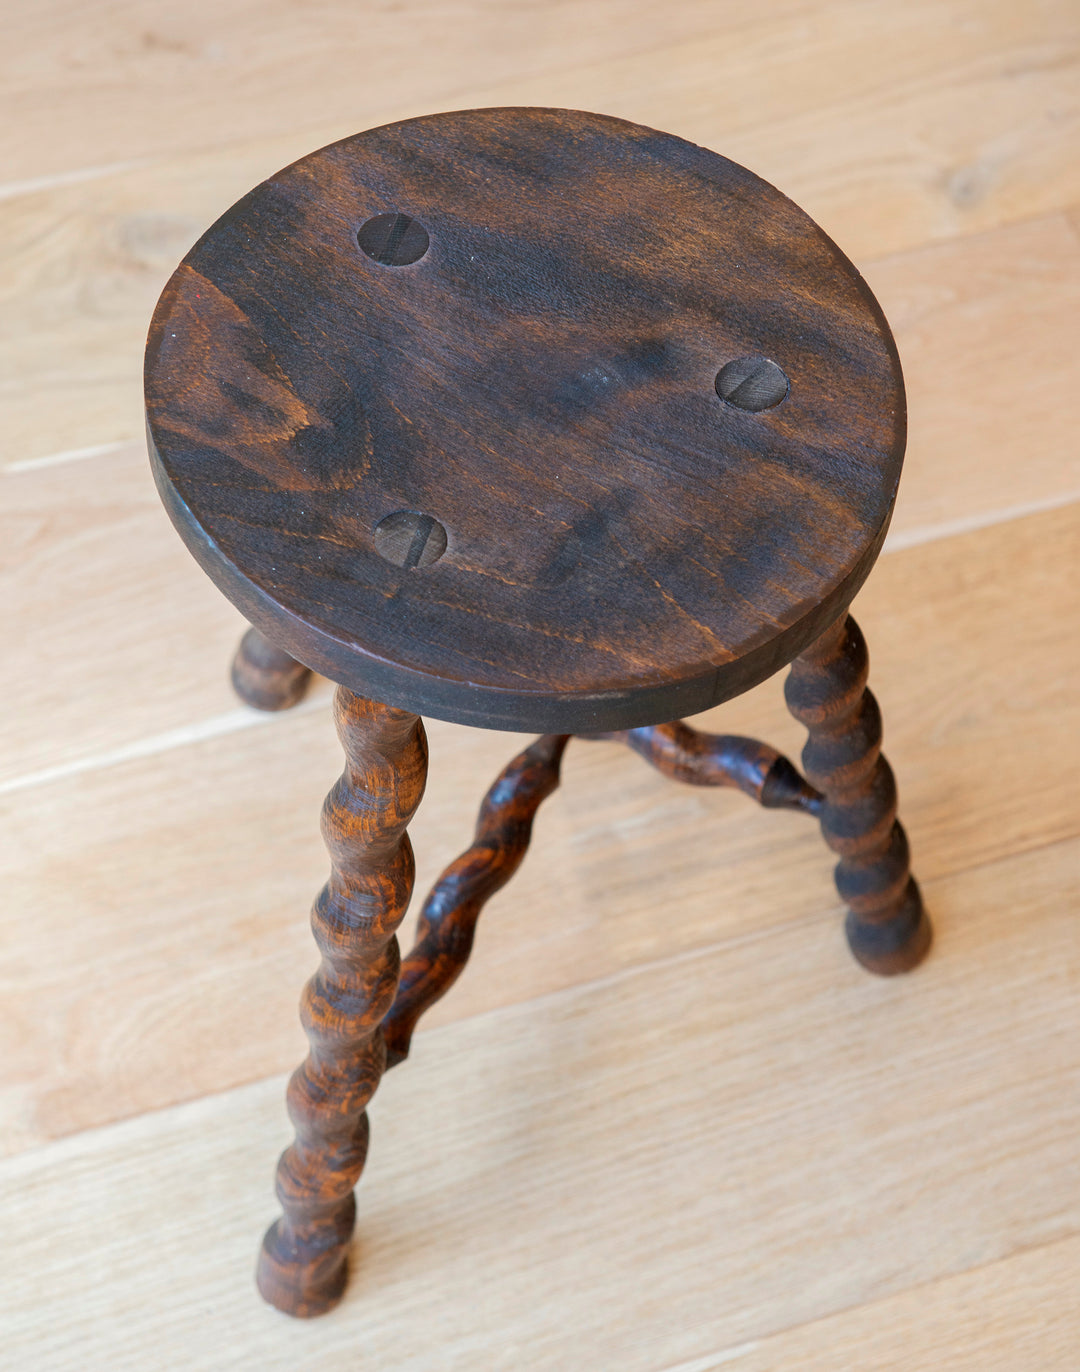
top-left (383, 733), bottom-right (569, 1069)
top-left (256, 689), bottom-right (427, 1317)
top-left (231, 625), bottom-right (312, 710)
top-left (785, 614), bottom-right (931, 974)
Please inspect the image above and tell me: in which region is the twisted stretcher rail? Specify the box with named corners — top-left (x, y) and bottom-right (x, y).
top-left (383, 732), bottom-right (571, 1067)
top-left (383, 723), bottom-right (819, 1065)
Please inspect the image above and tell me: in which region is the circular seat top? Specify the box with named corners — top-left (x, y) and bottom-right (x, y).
top-left (145, 106), bottom-right (905, 733)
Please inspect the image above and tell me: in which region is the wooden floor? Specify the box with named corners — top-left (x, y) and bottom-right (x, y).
top-left (3, 1), bottom-right (1079, 1366)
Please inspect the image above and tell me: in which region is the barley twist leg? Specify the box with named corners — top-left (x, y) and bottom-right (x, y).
top-left (785, 614), bottom-right (931, 974)
top-left (256, 688), bottom-right (427, 1316)
top-left (231, 625), bottom-right (312, 710)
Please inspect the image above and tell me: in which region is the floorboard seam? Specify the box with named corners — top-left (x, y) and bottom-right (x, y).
top-left (654, 1228), bottom-right (1080, 1371)
top-left (0, 694), bottom-right (332, 796)
top-left (4, 830), bottom-right (1074, 1169)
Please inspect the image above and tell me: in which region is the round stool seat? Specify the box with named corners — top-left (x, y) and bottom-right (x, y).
top-left (145, 106), bottom-right (904, 733)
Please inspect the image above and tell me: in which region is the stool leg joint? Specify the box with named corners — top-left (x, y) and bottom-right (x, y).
top-left (586, 722), bottom-right (822, 815)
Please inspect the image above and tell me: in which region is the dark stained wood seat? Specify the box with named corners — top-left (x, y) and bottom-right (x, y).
top-left (145, 106), bottom-right (904, 734)
top-left (144, 107), bottom-right (930, 1321)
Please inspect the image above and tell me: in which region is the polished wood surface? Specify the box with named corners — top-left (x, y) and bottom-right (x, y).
top-left (3, 0), bottom-right (1079, 1365)
top-left (145, 106), bottom-right (905, 731)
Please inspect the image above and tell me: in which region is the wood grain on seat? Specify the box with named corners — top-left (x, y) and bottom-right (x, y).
top-left (145, 106), bottom-right (906, 732)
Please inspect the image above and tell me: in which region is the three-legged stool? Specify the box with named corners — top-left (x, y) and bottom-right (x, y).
top-left (145, 107), bottom-right (931, 1318)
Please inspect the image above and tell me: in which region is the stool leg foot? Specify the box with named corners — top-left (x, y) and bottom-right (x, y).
top-left (231, 626), bottom-right (312, 711)
top-left (256, 689), bottom-right (427, 1316)
top-left (785, 614), bottom-right (931, 975)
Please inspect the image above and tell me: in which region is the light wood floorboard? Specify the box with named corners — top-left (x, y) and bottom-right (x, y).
top-left (723, 1234), bottom-right (1080, 1372)
top-left (4, 0), bottom-right (738, 182)
top-left (8, 0), bottom-right (1074, 198)
top-left (2, 838), bottom-right (1077, 1369)
top-left (3, 0), bottom-right (1079, 463)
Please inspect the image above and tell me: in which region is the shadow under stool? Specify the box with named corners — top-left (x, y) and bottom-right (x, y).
top-left (144, 106), bottom-right (931, 1318)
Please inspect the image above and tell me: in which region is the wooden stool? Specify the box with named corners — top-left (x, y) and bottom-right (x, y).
top-left (145, 107), bottom-right (931, 1318)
